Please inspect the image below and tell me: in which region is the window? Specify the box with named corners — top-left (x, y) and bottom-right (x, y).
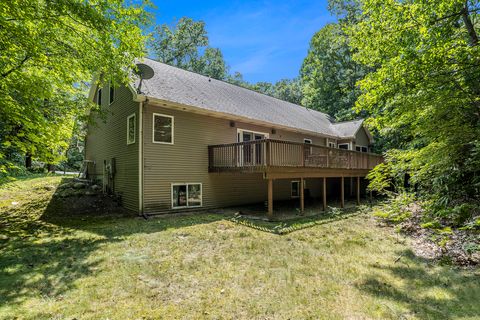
top-left (291, 181), bottom-right (300, 198)
top-left (338, 143), bottom-right (350, 150)
top-left (172, 183), bottom-right (202, 208)
top-left (127, 113), bottom-right (136, 144)
top-left (303, 138), bottom-right (312, 144)
top-left (356, 146), bottom-right (368, 153)
top-left (96, 88), bottom-right (102, 105)
top-left (109, 86), bottom-right (115, 104)
top-left (328, 140), bottom-right (336, 148)
top-left (153, 113), bottom-right (174, 144)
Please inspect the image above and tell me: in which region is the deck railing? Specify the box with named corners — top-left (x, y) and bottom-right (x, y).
top-left (208, 139), bottom-right (383, 172)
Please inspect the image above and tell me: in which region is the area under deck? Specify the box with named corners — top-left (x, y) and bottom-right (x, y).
top-left (208, 139), bottom-right (383, 216)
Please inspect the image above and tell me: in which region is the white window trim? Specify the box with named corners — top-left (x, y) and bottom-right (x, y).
top-left (304, 138), bottom-right (312, 144)
top-left (152, 113), bottom-right (174, 145)
top-left (291, 180), bottom-right (300, 198)
top-left (237, 128), bottom-right (270, 142)
top-left (171, 183), bottom-right (203, 209)
top-left (127, 113), bottom-right (136, 145)
top-left (327, 139), bottom-right (336, 148)
top-left (338, 143), bottom-right (350, 150)
top-left (356, 145), bottom-right (368, 153)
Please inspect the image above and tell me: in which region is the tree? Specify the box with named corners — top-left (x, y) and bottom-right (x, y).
top-left (349, 0), bottom-right (480, 219)
top-left (0, 0), bottom-right (150, 173)
top-left (301, 23), bottom-right (368, 120)
top-left (272, 78), bottom-right (303, 105)
top-left (193, 47), bottom-right (228, 80)
top-left (151, 17), bottom-right (228, 80)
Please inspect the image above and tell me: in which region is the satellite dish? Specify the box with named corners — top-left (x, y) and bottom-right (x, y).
top-left (135, 63), bottom-right (154, 80)
top-left (134, 63), bottom-right (154, 93)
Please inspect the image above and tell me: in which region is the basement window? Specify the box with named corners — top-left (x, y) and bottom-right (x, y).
top-left (153, 113), bottom-right (174, 144)
top-left (172, 183), bottom-right (202, 208)
top-left (127, 113), bottom-right (136, 145)
top-left (291, 181), bottom-right (300, 198)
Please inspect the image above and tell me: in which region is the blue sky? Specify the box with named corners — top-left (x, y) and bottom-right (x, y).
top-left (149, 0), bottom-right (335, 83)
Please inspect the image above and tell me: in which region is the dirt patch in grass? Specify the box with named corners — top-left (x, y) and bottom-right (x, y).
top-left (375, 203), bottom-right (480, 267)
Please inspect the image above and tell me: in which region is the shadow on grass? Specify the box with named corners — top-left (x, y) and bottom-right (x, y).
top-left (231, 207), bottom-right (363, 234)
top-left (356, 249), bottom-right (480, 319)
top-left (0, 177), bottom-right (225, 309)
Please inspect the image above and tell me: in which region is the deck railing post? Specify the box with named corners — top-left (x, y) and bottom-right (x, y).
top-left (301, 144), bottom-right (305, 167)
top-left (341, 176), bottom-right (345, 208)
top-left (266, 139), bottom-right (270, 167)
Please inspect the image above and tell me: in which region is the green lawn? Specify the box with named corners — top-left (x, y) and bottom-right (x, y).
top-left (0, 175), bottom-right (479, 319)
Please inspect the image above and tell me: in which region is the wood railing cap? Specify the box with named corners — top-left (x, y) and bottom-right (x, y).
top-left (208, 138), bottom-right (383, 157)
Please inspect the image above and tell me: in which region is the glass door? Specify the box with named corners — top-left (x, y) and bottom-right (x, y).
top-left (238, 130), bottom-right (268, 166)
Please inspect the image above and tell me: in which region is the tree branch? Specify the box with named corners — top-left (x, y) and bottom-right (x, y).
top-left (1, 55), bottom-right (31, 78)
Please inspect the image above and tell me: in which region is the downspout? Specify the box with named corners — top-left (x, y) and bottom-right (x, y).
top-left (136, 95), bottom-right (147, 218)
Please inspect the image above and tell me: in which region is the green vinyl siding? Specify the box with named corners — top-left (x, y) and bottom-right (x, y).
top-left (142, 103), bottom-right (326, 214)
top-left (85, 84), bottom-right (139, 211)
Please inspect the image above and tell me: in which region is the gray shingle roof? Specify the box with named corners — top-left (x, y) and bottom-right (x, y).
top-left (134, 58), bottom-right (362, 139)
top-left (331, 119), bottom-right (364, 138)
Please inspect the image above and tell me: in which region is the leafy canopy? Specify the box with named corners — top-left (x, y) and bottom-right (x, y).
top-left (0, 0), bottom-right (151, 171)
top-left (350, 0), bottom-right (480, 211)
top-left (151, 17), bottom-right (228, 80)
top-left (301, 23), bottom-right (368, 120)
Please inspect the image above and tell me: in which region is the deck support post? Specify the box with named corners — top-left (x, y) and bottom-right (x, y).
top-left (322, 177), bottom-right (327, 211)
top-left (350, 177), bottom-right (354, 197)
top-left (356, 176), bottom-right (361, 205)
top-left (300, 178), bottom-right (305, 214)
top-left (267, 179), bottom-right (273, 218)
top-left (341, 176), bottom-right (345, 208)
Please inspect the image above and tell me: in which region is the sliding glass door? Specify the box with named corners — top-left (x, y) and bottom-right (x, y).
top-left (237, 130), bottom-right (268, 166)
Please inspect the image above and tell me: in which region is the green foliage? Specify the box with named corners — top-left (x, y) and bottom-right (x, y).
top-left (0, 0), bottom-right (151, 171)
top-left (301, 23), bottom-right (369, 120)
top-left (372, 193), bottom-right (415, 223)
top-left (249, 78), bottom-right (303, 104)
top-left (151, 17), bottom-right (228, 80)
top-left (428, 203), bottom-right (479, 227)
top-left (348, 0), bottom-right (480, 220)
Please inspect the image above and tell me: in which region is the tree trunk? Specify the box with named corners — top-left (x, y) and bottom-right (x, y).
top-left (47, 164), bottom-right (55, 172)
top-left (25, 154), bottom-right (32, 169)
top-left (462, 3), bottom-right (478, 46)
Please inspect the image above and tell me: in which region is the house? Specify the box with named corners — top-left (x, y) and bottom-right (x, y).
top-left (85, 58), bottom-right (382, 216)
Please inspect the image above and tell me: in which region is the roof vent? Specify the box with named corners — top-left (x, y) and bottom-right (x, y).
top-left (134, 63), bottom-right (154, 93)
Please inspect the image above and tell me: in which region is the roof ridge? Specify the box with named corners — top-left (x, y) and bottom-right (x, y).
top-left (332, 119), bottom-right (364, 124)
top-left (141, 57), bottom-right (331, 117)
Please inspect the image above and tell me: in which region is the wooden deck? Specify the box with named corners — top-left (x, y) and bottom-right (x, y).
top-left (208, 139), bottom-right (383, 176)
top-left (208, 139), bottom-right (383, 217)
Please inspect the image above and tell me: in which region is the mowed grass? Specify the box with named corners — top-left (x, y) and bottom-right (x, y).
top-left (0, 176), bottom-right (479, 319)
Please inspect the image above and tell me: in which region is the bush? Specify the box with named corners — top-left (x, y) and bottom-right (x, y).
top-left (372, 192), bottom-right (415, 223)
